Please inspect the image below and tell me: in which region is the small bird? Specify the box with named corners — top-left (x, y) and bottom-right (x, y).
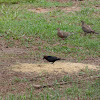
top-left (81, 21), bottom-right (99, 35)
top-left (57, 28), bottom-right (74, 39)
top-left (43, 56), bottom-right (65, 64)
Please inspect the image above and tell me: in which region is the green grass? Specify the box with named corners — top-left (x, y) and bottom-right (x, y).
top-left (0, 0), bottom-right (100, 59)
top-left (0, 2), bottom-right (100, 59)
top-left (0, 0), bottom-right (100, 99)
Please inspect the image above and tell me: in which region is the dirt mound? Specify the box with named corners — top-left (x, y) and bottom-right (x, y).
top-left (11, 62), bottom-right (99, 74)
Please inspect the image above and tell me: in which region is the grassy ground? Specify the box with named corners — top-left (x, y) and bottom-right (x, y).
top-left (0, 0), bottom-right (100, 60)
top-left (0, 0), bottom-right (100, 99)
top-left (0, 69), bottom-right (100, 100)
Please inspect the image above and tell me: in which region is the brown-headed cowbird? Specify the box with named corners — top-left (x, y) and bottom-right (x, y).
top-left (43, 56), bottom-right (65, 63)
top-left (57, 28), bottom-right (74, 39)
top-left (81, 21), bottom-right (99, 35)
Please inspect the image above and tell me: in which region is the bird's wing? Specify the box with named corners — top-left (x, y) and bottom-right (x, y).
top-left (57, 31), bottom-right (63, 37)
top-left (84, 24), bottom-right (93, 31)
top-left (62, 32), bottom-right (68, 37)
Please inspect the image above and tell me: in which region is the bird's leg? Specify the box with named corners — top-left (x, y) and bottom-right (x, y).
top-left (90, 32), bottom-right (92, 35)
top-left (62, 38), bottom-right (65, 40)
top-left (84, 32), bottom-right (86, 36)
top-left (52, 62), bottom-right (54, 64)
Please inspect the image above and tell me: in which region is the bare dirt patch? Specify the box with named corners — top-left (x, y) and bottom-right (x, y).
top-left (0, 41), bottom-right (100, 97)
top-left (0, 67), bottom-right (99, 97)
top-left (49, 0), bottom-right (82, 3)
top-left (61, 6), bottom-right (81, 13)
top-left (95, 6), bottom-right (100, 9)
top-left (28, 8), bottom-right (50, 13)
top-left (11, 62), bottom-right (99, 73)
top-left (28, 6), bottom-right (81, 13)
top-left (0, 38), bottom-right (100, 97)
top-left (0, 47), bottom-right (27, 54)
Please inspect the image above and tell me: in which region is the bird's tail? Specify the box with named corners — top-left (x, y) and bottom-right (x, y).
top-left (68, 32), bottom-right (75, 36)
top-left (94, 32), bottom-right (99, 34)
top-left (57, 58), bottom-right (65, 60)
top-left (92, 31), bottom-right (99, 34)
top-left (61, 59), bottom-right (66, 60)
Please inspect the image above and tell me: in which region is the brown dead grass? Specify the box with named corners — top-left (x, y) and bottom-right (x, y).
top-left (11, 62), bottom-right (99, 74)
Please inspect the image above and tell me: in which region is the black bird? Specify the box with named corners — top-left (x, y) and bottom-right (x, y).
top-left (43, 56), bottom-right (65, 63)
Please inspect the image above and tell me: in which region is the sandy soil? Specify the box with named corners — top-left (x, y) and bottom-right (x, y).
top-left (11, 62), bottom-right (99, 74)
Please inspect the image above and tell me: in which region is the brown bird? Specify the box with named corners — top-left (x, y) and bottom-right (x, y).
top-left (57, 28), bottom-right (74, 39)
top-left (81, 21), bottom-right (99, 35)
